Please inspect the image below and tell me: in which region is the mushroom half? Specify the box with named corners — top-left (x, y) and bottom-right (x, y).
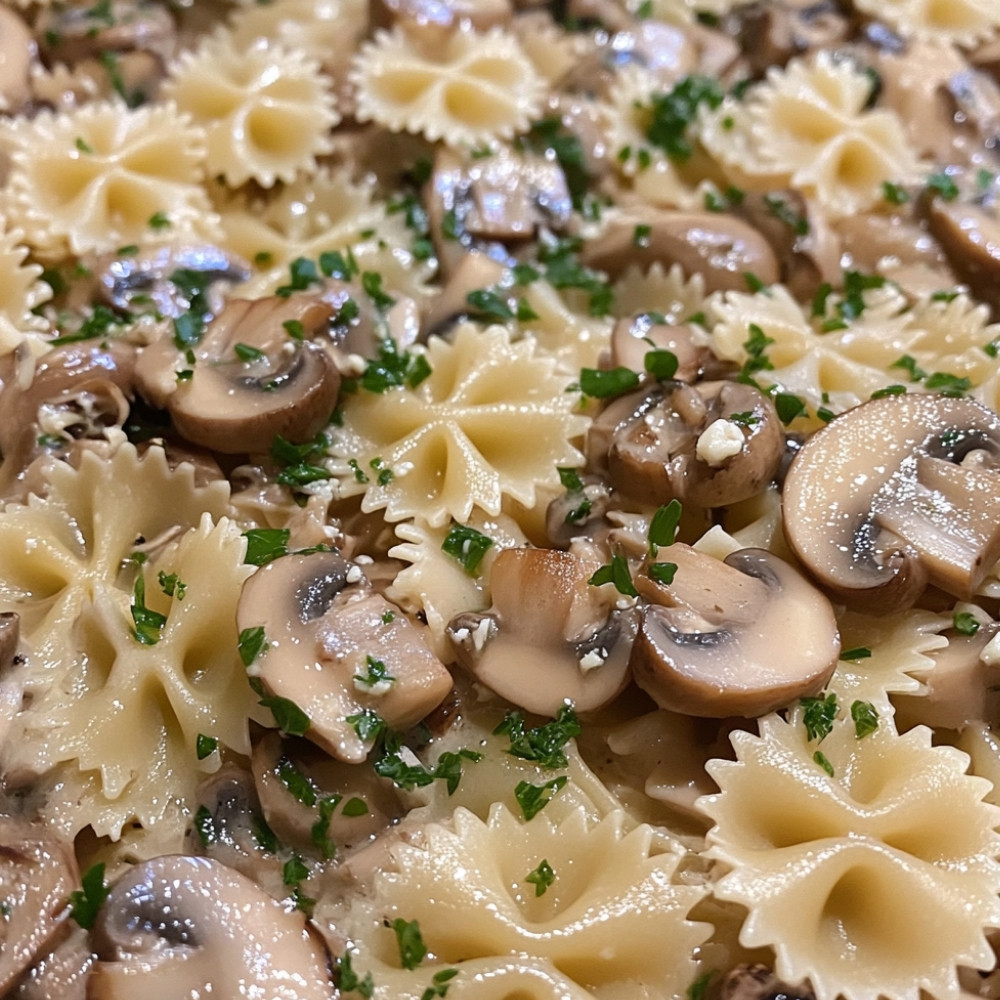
top-left (446, 546), bottom-right (637, 715)
top-left (629, 544), bottom-right (840, 718)
top-left (782, 393), bottom-right (1000, 612)
top-left (89, 855), bottom-right (333, 999)
top-left (237, 551), bottom-right (453, 762)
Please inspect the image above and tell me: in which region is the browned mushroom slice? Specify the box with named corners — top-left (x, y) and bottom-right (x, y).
top-left (608, 317), bottom-right (709, 383)
top-left (137, 294), bottom-right (340, 454)
top-left (0, 818), bottom-right (79, 995)
top-left (730, 1), bottom-right (848, 75)
top-left (782, 393), bottom-right (1000, 613)
top-left (925, 197), bottom-right (1000, 312)
top-left (629, 545), bottom-right (840, 718)
top-left (7, 924), bottom-right (93, 1000)
top-left (446, 547), bottom-right (637, 715)
top-left (718, 963), bottom-right (815, 1000)
top-left (420, 251), bottom-right (508, 337)
top-left (37, 1), bottom-right (176, 66)
top-left (90, 856), bottom-right (334, 999)
top-left (580, 211), bottom-right (780, 292)
top-left (96, 244), bottom-right (250, 317)
top-left (237, 551), bottom-right (452, 763)
top-left (594, 380), bottom-right (783, 508)
top-left (252, 731), bottom-right (402, 853)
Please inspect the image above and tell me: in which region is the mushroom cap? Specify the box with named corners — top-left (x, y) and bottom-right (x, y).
top-left (237, 551), bottom-right (452, 762)
top-left (90, 855), bottom-right (333, 999)
top-left (629, 545), bottom-right (840, 718)
top-left (141, 295), bottom-right (341, 455)
top-left (447, 546), bottom-right (637, 715)
top-left (782, 393), bottom-right (1000, 611)
top-left (596, 380), bottom-right (784, 508)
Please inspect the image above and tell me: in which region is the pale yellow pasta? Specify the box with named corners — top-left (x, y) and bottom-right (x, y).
top-left (344, 804), bottom-right (709, 999)
top-left (828, 609), bottom-right (950, 706)
top-left (702, 713), bottom-right (1000, 1000)
top-left (215, 167), bottom-right (431, 300)
top-left (0, 222), bottom-right (53, 358)
top-left (162, 34), bottom-right (339, 188)
top-left (3, 100), bottom-right (216, 260)
top-left (518, 279), bottom-right (613, 373)
top-left (612, 262), bottom-right (708, 326)
top-left (4, 515), bottom-right (258, 841)
top-left (702, 52), bottom-right (923, 218)
top-left (226, 0), bottom-right (367, 76)
top-left (387, 512), bottom-right (528, 661)
top-left (853, 0), bottom-right (1000, 47)
top-left (512, 14), bottom-right (591, 86)
top-left (351, 25), bottom-right (546, 148)
top-left (327, 323), bottom-right (589, 528)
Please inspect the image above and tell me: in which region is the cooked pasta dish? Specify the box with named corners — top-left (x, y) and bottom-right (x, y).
top-left (2, 0), bottom-right (1000, 998)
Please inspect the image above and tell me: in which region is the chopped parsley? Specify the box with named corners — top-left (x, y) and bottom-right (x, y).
top-left (841, 646), bottom-right (872, 661)
top-left (954, 611), bottom-right (981, 635)
top-left (738, 323), bottom-right (774, 381)
top-left (195, 734), bottom-right (218, 760)
top-left (926, 171), bottom-right (959, 201)
top-left (130, 574), bottom-right (167, 645)
top-left (525, 859), bottom-right (556, 896)
top-left (850, 700), bottom-right (879, 739)
top-left (243, 527), bottom-right (291, 566)
top-left (515, 776), bottom-right (568, 820)
top-left (420, 968), bottom-right (460, 1000)
top-left (648, 561), bottom-right (678, 584)
top-left (648, 499), bottom-right (682, 554)
top-left (158, 571), bottom-right (186, 601)
top-left (466, 288), bottom-right (515, 321)
top-left (442, 523), bottom-right (493, 575)
top-left (800, 691), bottom-right (837, 742)
top-left (645, 349), bottom-right (679, 380)
top-left (258, 695), bottom-right (310, 737)
top-left (354, 655), bottom-right (395, 689)
top-left (687, 970), bottom-right (715, 1000)
top-left (642, 75), bottom-right (725, 161)
top-left (237, 626), bottom-right (268, 667)
top-left (493, 703), bottom-right (581, 769)
top-left (763, 193), bottom-right (809, 235)
top-left (338, 952), bottom-right (375, 999)
top-left (588, 553), bottom-right (637, 597)
top-left (813, 750), bottom-right (835, 777)
top-left (69, 863), bottom-right (110, 930)
top-left (393, 918), bottom-right (427, 970)
top-left (579, 366), bottom-right (640, 399)
top-left (360, 337), bottom-right (432, 393)
top-left (523, 117), bottom-right (590, 210)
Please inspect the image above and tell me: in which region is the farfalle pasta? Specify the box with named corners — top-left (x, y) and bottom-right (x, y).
top-left (3, 100), bottom-right (216, 259)
top-left (3, 2), bottom-right (1000, 997)
top-left (327, 323), bottom-right (588, 527)
top-left (162, 34), bottom-right (339, 188)
top-left (703, 713), bottom-right (1000, 1000)
top-left (351, 25), bottom-right (546, 148)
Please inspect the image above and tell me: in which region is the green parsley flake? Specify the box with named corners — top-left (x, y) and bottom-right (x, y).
top-left (69, 863), bottom-right (110, 930)
top-left (238, 626), bottom-right (268, 667)
top-left (442, 524), bottom-right (494, 575)
top-left (493, 704), bottom-right (581, 769)
top-left (525, 858), bottom-right (556, 896)
top-left (393, 918), bottom-right (428, 970)
top-left (195, 734), bottom-right (218, 760)
top-left (515, 776), bottom-right (568, 820)
top-left (850, 700), bottom-right (879, 739)
top-left (800, 691), bottom-right (837, 742)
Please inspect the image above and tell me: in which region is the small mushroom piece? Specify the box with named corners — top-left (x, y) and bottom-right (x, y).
top-left (719, 963), bottom-right (815, 1000)
top-left (782, 393), bottom-right (1000, 612)
top-left (0, 818), bottom-right (79, 995)
top-left (608, 317), bottom-right (709, 383)
top-left (89, 855), bottom-right (333, 999)
top-left (0, 7), bottom-right (34, 113)
top-left (545, 474), bottom-right (613, 548)
top-left (925, 196), bottom-right (1000, 312)
top-left (420, 251), bottom-right (508, 338)
top-left (595, 380), bottom-right (784, 508)
top-left (95, 244), bottom-right (250, 318)
top-left (580, 211), bottom-right (780, 292)
top-left (252, 731), bottom-right (401, 853)
top-left (369, 0), bottom-right (511, 31)
top-left (137, 294), bottom-right (340, 454)
top-left (446, 546), bottom-right (637, 715)
top-left (36, 1), bottom-right (176, 66)
top-left (7, 924), bottom-right (93, 1000)
top-left (629, 545), bottom-right (840, 718)
top-left (237, 552), bottom-right (453, 763)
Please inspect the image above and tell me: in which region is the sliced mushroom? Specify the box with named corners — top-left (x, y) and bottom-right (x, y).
top-left (719, 964), bottom-right (815, 1000)
top-left (925, 196), bottom-right (1000, 312)
top-left (0, 818), bottom-right (79, 995)
top-left (0, 340), bottom-right (137, 476)
top-left (420, 251), bottom-right (508, 337)
top-left (591, 380), bottom-right (784, 508)
top-left (37, 1), bottom-right (176, 67)
top-left (7, 924), bottom-right (93, 1000)
top-left (782, 393), bottom-right (1000, 612)
top-left (95, 244), bottom-right (250, 318)
top-left (581, 211), bottom-right (780, 292)
top-left (90, 855), bottom-right (333, 999)
top-left (629, 545), bottom-right (840, 717)
top-left (252, 731), bottom-right (401, 854)
top-left (237, 552), bottom-right (452, 763)
top-left (369, 0), bottom-right (512, 36)
top-left (136, 294), bottom-right (340, 454)
top-left (728, 1), bottom-right (848, 75)
top-left (608, 317), bottom-right (711, 383)
top-left (446, 546), bottom-right (637, 715)
top-left (545, 474), bottom-right (614, 548)
top-left (0, 7), bottom-right (34, 114)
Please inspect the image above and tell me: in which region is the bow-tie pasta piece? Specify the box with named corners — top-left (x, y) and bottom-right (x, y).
top-left (351, 25), bottom-right (545, 148)
top-left (0, 223), bottom-right (53, 358)
top-left (701, 713), bottom-right (1000, 1000)
top-left (327, 323), bottom-right (589, 528)
top-left (3, 101), bottom-right (217, 260)
top-left (853, 0), bottom-right (1000, 47)
top-left (163, 34), bottom-right (339, 188)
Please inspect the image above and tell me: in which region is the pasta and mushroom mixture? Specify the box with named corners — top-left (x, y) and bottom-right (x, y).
top-left (4, 0), bottom-right (1000, 998)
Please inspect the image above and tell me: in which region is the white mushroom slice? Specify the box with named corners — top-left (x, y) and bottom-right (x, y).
top-left (593, 380), bottom-right (784, 508)
top-left (0, 818), bottom-right (79, 995)
top-left (446, 547), bottom-right (637, 715)
top-left (782, 393), bottom-right (1000, 612)
top-left (0, 7), bottom-right (34, 113)
top-left (629, 545), bottom-right (840, 718)
top-left (608, 317), bottom-right (709, 384)
top-left (89, 856), bottom-right (333, 1000)
top-left (138, 294), bottom-right (340, 454)
top-left (237, 552), bottom-right (452, 763)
